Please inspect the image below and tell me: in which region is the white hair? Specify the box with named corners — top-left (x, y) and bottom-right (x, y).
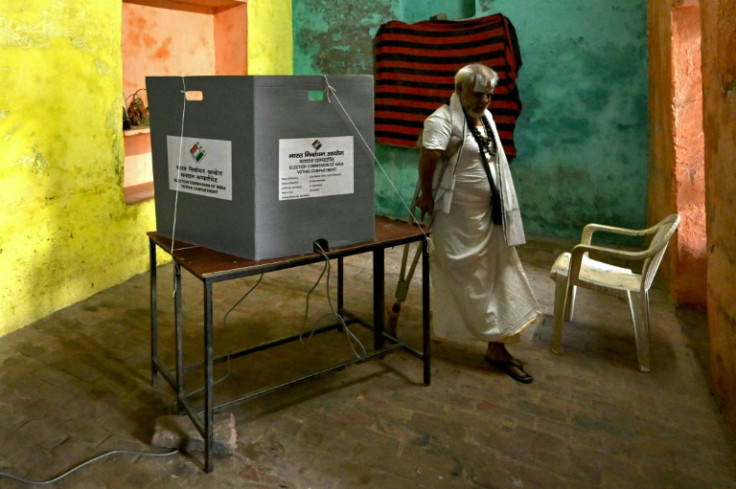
top-left (454, 64), bottom-right (499, 92)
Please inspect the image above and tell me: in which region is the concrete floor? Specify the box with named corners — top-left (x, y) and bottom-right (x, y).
top-left (0, 237), bottom-right (734, 488)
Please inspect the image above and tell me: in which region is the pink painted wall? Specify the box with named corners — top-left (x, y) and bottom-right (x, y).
top-left (647, 2), bottom-right (707, 308)
top-left (121, 2), bottom-right (247, 168)
top-left (123, 3), bottom-right (216, 106)
top-left (672, 6), bottom-right (706, 307)
top-left (215, 4), bottom-right (248, 75)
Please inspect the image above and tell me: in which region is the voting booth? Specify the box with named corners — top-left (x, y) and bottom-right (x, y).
top-left (146, 75), bottom-right (375, 260)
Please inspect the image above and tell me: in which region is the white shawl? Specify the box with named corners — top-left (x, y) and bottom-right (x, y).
top-left (432, 92), bottom-right (526, 246)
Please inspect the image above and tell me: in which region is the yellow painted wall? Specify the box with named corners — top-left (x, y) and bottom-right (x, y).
top-left (0, 0), bottom-right (155, 337)
top-left (248, 0), bottom-right (293, 74)
top-left (0, 0), bottom-right (294, 337)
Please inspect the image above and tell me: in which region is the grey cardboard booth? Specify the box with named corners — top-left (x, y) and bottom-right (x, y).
top-left (146, 75), bottom-right (375, 260)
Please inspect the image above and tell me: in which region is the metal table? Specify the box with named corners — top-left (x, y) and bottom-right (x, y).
top-left (148, 216), bottom-right (430, 472)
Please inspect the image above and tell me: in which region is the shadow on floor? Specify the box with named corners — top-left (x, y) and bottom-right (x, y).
top-left (0, 239), bottom-right (733, 489)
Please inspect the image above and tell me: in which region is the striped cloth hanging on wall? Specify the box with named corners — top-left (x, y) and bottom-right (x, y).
top-left (374, 13), bottom-right (523, 158)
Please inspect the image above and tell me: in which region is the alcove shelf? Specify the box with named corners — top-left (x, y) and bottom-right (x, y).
top-left (123, 126), bottom-right (150, 137)
top-left (124, 181), bottom-right (156, 205)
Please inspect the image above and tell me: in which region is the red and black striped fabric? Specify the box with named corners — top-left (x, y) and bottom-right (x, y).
top-left (374, 14), bottom-right (523, 157)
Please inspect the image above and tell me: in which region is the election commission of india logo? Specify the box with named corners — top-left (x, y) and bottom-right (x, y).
top-left (189, 142), bottom-right (206, 162)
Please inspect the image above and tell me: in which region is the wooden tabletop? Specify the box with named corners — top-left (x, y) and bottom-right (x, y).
top-left (148, 215), bottom-right (428, 281)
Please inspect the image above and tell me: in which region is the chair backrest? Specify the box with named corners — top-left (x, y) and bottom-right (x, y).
top-left (641, 214), bottom-right (681, 291)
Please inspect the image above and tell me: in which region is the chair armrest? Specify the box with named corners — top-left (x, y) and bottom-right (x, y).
top-left (567, 243), bottom-right (655, 281)
top-left (581, 222), bottom-right (652, 245)
top-left (571, 243), bottom-right (653, 261)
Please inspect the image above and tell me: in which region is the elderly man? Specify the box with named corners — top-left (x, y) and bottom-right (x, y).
top-left (416, 64), bottom-right (539, 384)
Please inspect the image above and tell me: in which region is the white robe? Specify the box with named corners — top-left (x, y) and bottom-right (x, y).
top-left (423, 96), bottom-right (540, 343)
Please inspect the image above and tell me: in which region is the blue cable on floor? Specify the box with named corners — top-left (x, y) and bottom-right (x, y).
top-left (0, 448), bottom-right (179, 486)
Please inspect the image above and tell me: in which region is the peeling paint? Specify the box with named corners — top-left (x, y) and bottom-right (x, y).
top-left (93, 58), bottom-right (110, 77)
top-left (294, 0), bottom-right (396, 74)
top-left (14, 146), bottom-right (50, 175)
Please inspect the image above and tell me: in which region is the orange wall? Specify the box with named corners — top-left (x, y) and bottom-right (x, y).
top-left (215, 4), bottom-right (248, 75)
top-left (122, 3), bottom-right (215, 175)
top-left (121, 2), bottom-right (247, 186)
top-left (702, 0), bottom-right (736, 440)
top-left (672, 6), bottom-right (706, 306)
top-left (122, 2), bottom-right (247, 106)
top-left (647, 2), bottom-right (707, 308)
top-left (123, 4), bottom-right (214, 103)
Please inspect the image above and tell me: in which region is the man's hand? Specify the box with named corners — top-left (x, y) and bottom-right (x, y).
top-left (416, 191), bottom-right (434, 216)
top-left (417, 147), bottom-right (443, 218)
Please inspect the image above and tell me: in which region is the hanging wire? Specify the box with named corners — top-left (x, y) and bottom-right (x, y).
top-left (299, 242), bottom-right (367, 359)
top-left (184, 274), bottom-right (264, 399)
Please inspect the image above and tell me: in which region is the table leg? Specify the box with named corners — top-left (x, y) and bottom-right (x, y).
top-left (174, 263), bottom-right (184, 413)
top-left (204, 280), bottom-right (214, 473)
top-left (150, 238), bottom-right (158, 386)
top-left (373, 247), bottom-right (385, 350)
top-left (337, 256), bottom-right (344, 315)
top-left (422, 238), bottom-right (431, 386)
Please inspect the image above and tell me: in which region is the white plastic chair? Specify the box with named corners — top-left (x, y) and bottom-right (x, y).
top-left (549, 214), bottom-right (680, 372)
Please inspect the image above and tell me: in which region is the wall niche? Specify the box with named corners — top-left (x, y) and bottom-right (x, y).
top-left (122, 0), bottom-right (247, 203)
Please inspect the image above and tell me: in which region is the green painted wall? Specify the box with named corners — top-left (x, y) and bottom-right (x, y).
top-left (292, 0), bottom-right (649, 239)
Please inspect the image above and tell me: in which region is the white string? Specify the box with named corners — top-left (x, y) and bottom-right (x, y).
top-left (322, 75), bottom-right (432, 249)
top-left (170, 77), bottom-right (187, 296)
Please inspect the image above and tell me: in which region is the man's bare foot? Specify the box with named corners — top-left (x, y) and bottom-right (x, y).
top-left (484, 341), bottom-right (533, 384)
